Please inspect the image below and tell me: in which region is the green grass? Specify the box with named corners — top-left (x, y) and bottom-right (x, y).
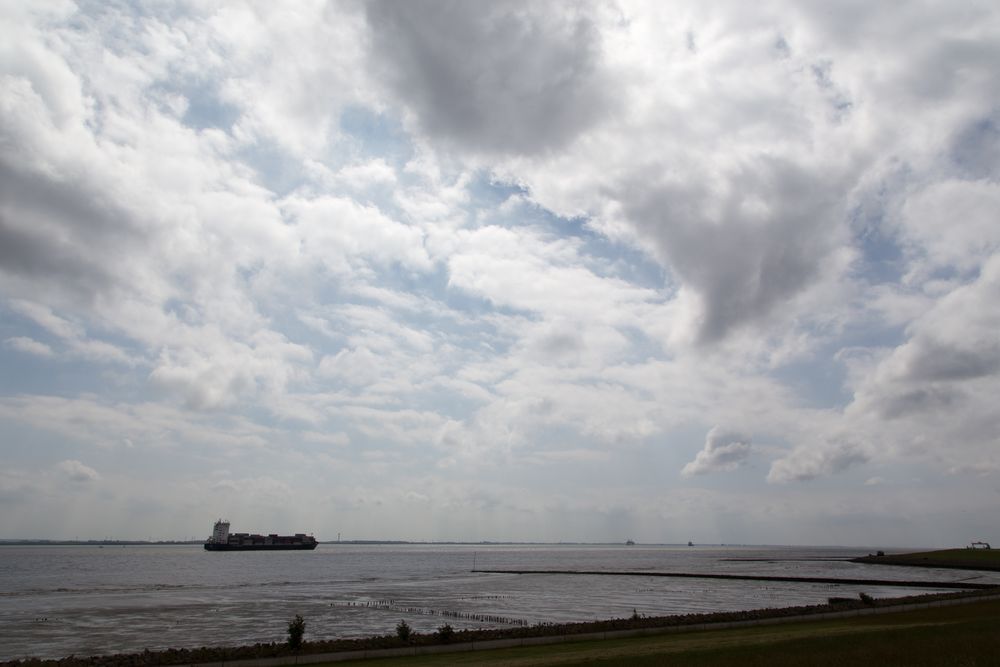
top-left (324, 598), bottom-right (1000, 666)
top-left (859, 548), bottom-right (1000, 571)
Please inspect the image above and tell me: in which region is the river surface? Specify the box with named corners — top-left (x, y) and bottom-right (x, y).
top-left (2, 543), bottom-right (998, 660)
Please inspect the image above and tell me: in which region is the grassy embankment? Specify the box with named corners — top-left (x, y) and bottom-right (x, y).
top-left (328, 597), bottom-right (1000, 666)
top-left (852, 548), bottom-right (1000, 571)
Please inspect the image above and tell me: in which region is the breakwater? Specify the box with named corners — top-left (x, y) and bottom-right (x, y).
top-left (472, 569), bottom-right (995, 590)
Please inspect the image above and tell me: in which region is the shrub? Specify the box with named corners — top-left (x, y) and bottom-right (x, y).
top-left (436, 623), bottom-right (455, 643)
top-left (287, 614), bottom-right (305, 650)
top-left (396, 619), bottom-right (412, 642)
top-left (858, 592), bottom-right (875, 605)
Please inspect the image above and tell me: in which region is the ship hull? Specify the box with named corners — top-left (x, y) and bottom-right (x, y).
top-left (204, 542), bottom-right (317, 551)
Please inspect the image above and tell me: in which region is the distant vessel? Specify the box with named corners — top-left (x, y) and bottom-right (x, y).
top-left (625, 539), bottom-right (635, 546)
top-left (203, 520), bottom-right (317, 551)
top-left (688, 541), bottom-right (694, 547)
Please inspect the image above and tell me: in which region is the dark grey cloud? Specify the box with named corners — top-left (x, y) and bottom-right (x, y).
top-left (538, 331), bottom-right (583, 362)
top-left (903, 339), bottom-right (1000, 383)
top-left (0, 157), bottom-right (139, 303)
top-left (365, 0), bottom-right (615, 155)
top-left (876, 386), bottom-right (964, 420)
top-left (623, 157), bottom-right (844, 342)
top-left (0, 213), bottom-right (113, 299)
top-left (951, 113), bottom-right (1000, 180)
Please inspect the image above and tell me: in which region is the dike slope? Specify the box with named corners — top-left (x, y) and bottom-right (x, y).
top-left (850, 548), bottom-right (1000, 572)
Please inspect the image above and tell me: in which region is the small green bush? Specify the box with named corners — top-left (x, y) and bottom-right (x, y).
top-left (396, 619), bottom-right (412, 642)
top-left (287, 615), bottom-right (305, 650)
top-left (858, 592), bottom-right (875, 605)
top-left (436, 623), bottom-right (455, 643)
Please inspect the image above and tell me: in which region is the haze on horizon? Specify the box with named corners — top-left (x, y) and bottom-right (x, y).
top-left (1, 1), bottom-right (999, 548)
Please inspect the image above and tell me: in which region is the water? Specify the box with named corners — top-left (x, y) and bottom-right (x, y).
top-left (2, 543), bottom-right (998, 660)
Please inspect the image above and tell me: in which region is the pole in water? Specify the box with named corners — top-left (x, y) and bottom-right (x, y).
top-left (473, 551), bottom-right (477, 571)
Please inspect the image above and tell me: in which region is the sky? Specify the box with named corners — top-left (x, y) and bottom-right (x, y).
top-left (1, 1), bottom-right (999, 547)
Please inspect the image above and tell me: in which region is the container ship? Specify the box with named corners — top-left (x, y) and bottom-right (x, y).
top-left (203, 520), bottom-right (318, 551)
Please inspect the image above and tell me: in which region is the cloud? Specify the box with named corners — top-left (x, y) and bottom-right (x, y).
top-left (7, 301), bottom-right (135, 364)
top-left (950, 113), bottom-right (1000, 180)
top-left (312, 158), bottom-right (398, 193)
top-left (0, 395), bottom-right (274, 453)
top-left (896, 179), bottom-right (1000, 279)
top-left (1, 1), bottom-right (1000, 547)
top-left (479, 5), bottom-right (870, 345)
top-left (58, 460), bottom-right (100, 483)
top-left (4, 336), bottom-right (53, 357)
top-left (767, 440), bottom-right (869, 483)
top-left (8, 300), bottom-right (83, 340)
top-left (0, 469), bottom-right (36, 506)
top-left (850, 254), bottom-right (1000, 427)
top-left (0, 71), bottom-right (145, 306)
top-left (148, 330), bottom-right (312, 411)
top-left (948, 462), bottom-right (1000, 477)
top-left (209, 3), bottom-right (371, 157)
top-left (365, 0), bottom-right (616, 155)
top-left (446, 224), bottom-right (659, 323)
top-left (682, 427), bottom-right (753, 477)
top-left (897, 339), bottom-right (1000, 384)
top-left (621, 158), bottom-right (851, 342)
top-left (318, 346), bottom-right (387, 388)
top-left (283, 194), bottom-right (433, 273)
top-left (211, 476), bottom-right (292, 507)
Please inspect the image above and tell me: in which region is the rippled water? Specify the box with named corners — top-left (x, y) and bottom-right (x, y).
top-left (2, 543), bottom-right (998, 660)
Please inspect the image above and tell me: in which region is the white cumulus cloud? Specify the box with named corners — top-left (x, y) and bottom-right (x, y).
top-left (682, 427), bottom-right (753, 477)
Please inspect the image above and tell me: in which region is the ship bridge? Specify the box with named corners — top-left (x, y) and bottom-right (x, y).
top-left (211, 520), bottom-right (230, 544)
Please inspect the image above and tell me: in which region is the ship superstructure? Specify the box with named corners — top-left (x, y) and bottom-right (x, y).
top-left (204, 520), bottom-right (318, 551)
